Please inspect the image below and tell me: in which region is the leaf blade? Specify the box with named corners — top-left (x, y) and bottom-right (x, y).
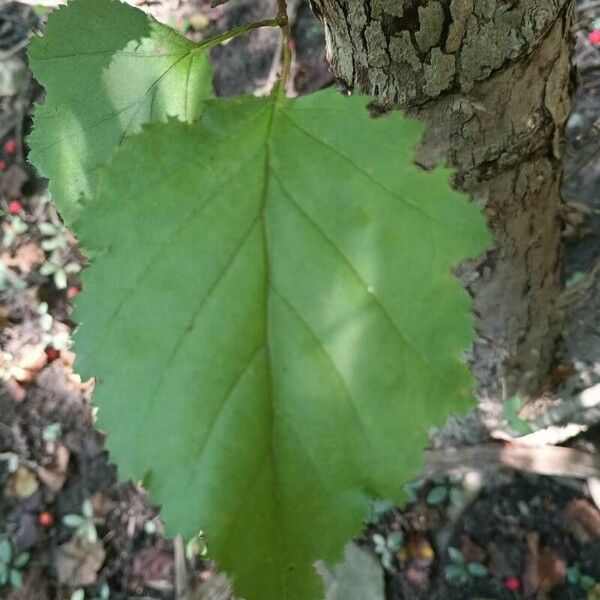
top-left (28, 0), bottom-right (212, 223)
top-left (73, 90), bottom-right (490, 600)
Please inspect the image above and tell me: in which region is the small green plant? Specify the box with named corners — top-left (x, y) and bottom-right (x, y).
top-left (70, 583), bottom-right (110, 600)
top-left (372, 532), bottom-right (404, 571)
top-left (402, 479), bottom-right (426, 503)
top-left (1, 216), bottom-right (28, 248)
top-left (40, 249), bottom-right (81, 290)
top-left (63, 500), bottom-right (98, 543)
top-left (0, 538), bottom-right (29, 588)
top-left (426, 476), bottom-right (464, 507)
top-left (42, 422), bottom-right (62, 443)
top-left (444, 547), bottom-right (487, 585)
top-left (0, 452), bottom-right (19, 474)
top-left (365, 498), bottom-right (396, 524)
top-left (186, 530), bottom-right (209, 561)
top-left (567, 563), bottom-right (596, 591)
top-left (39, 221), bottom-right (70, 252)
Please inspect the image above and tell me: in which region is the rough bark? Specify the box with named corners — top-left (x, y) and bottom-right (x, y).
top-left (311, 0), bottom-right (575, 402)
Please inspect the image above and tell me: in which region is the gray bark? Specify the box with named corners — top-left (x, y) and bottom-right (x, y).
top-left (311, 0), bottom-right (575, 402)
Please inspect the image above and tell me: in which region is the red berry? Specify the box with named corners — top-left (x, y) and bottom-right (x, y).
top-left (505, 576), bottom-right (521, 592)
top-left (7, 200), bottom-right (22, 215)
top-left (0, 160), bottom-right (6, 171)
top-left (589, 30), bottom-right (600, 46)
top-left (38, 511), bottom-right (55, 527)
top-left (4, 139), bottom-right (16, 155)
top-left (67, 286), bottom-right (80, 299)
top-left (45, 347), bottom-right (60, 362)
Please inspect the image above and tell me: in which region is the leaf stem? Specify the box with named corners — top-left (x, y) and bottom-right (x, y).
top-left (276, 0), bottom-right (292, 91)
top-left (195, 18), bottom-right (280, 52)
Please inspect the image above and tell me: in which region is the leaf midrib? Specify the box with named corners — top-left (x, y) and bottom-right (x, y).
top-left (261, 93), bottom-right (289, 600)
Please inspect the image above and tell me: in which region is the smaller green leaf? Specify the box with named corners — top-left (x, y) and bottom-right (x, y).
top-left (381, 552), bottom-right (394, 572)
top-left (386, 532), bottom-right (404, 552)
top-left (81, 522), bottom-right (98, 543)
top-left (402, 480), bottom-right (425, 503)
top-left (467, 562), bottom-right (488, 578)
top-left (0, 540), bottom-right (12, 564)
top-left (13, 553), bottom-right (29, 569)
top-left (447, 547), bottom-right (464, 565)
top-left (366, 499), bottom-right (396, 524)
top-left (372, 534), bottom-right (386, 554)
top-left (426, 485), bottom-right (448, 505)
top-left (567, 565), bottom-right (580, 584)
top-left (9, 569), bottom-right (23, 588)
top-left (449, 487), bottom-right (464, 507)
top-left (54, 270), bottom-right (68, 290)
top-left (63, 514), bottom-right (85, 528)
top-left (0, 563), bottom-right (8, 585)
top-left (38, 222), bottom-right (58, 236)
top-left (71, 590), bottom-right (85, 600)
top-left (29, 0), bottom-right (214, 223)
top-left (444, 563), bottom-right (467, 582)
top-left (82, 500), bottom-right (93, 519)
top-left (581, 575), bottom-right (596, 591)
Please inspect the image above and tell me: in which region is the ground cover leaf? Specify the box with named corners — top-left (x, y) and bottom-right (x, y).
top-left (28, 0), bottom-right (213, 224)
top-left (72, 89), bottom-right (491, 600)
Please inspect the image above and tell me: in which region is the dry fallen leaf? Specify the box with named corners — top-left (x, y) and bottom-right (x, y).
top-left (132, 546), bottom-right (174, 591)
top-left (0, 164), bottom-right (28, 198)
top-left (55, 536), bottom-right (106, 587)
top-left (565, 498), bottom-right (600, 543)
top-left (36, 444), bottom-right (70, 492)
top-left (13, 344), bottom-right (47, 382)
top-left (8, 466), bottom-right (39, 498)
top-left (6, 243), bottom-right (45, 275)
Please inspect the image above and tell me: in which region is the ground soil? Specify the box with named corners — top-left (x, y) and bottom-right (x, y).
top-left (0, 1), bottom-right (599, 599)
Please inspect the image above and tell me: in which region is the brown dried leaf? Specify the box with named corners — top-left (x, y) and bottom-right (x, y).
top-left (8, 466), bottom-right (39, 498)
top-left (459, 535), bottom-right (486, 564)
top-left (5, 378), bottom-right (26, 402)
top-left (0, 165), bottom-right (28, 198)
top-left (6, 243), bottom-right (45, 275)
top-left (13, 344), bottom-right (47, 382)
top-left (565, 499), bottom-right (600, 543)
top-left (132, 547), bottom-right (174, 590)
top-left (36, 444), bottom-right (70, 492)
top-left (537, 546), bottom-right (566, 592)
top-left (55, 536), bottom-right (106, 587)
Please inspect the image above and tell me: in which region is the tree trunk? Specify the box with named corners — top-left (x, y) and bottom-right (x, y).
top-left (310, 0), bottom-right (575, 403)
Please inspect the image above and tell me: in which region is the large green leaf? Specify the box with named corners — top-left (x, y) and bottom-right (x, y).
top-left (73, 89), bottom-right (490, 600)
top-left (28, 0), bottom-right (213, 223)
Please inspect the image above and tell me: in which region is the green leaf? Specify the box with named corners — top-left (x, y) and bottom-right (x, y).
top-left (467, 562), bottom-right (488, 578)
top-left (365, 498), bottom-right (395, 524)
top-left (73, 89), bottom-right (490, 600)
top-left (9, 569), bottom-right (23, 588)
top-left (386, 532), bottom-right (404, 551)
top-left (28, 0), bottom-right (213, 224)
top-left (0, 540), bottom-right (12, 564)
top-left (447, 547), bottom-right (465, 565)
top-left (63, 514), bottom-right (85, 528)
top-left (444, 563), bottom-right (467, 583)
top-left (426, 485), bottom-right (448, 505)
top-left (567, 565), bottom-right (580, 584)
top-left (581, 575), bottom-right (596, 591)
top-left (12, 553), bottom-right (29, 569)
